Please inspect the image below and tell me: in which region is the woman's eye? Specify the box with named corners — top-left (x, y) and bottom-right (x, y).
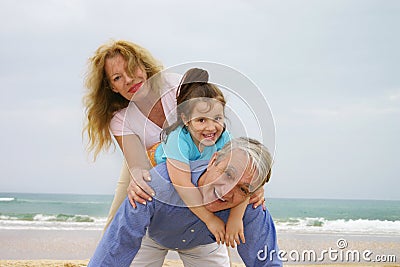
top-left (113, 76), bottom-right (121, 82)
top-left (198, 118), bottom-right (205, 123)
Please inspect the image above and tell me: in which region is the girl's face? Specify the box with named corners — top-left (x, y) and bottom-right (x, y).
top-left (184, 100), bottom-right (225, 150)
top-left (105, 54), bottom-right (147, 101)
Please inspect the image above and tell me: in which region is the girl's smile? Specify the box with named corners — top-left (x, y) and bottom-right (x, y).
top-left (185, 100), bottom-right (225, 152)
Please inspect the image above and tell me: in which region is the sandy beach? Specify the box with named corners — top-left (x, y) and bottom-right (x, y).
top-left (1, 229), bottom-right (399, 266)
top-left (0, 262), bottom-right (399, 267)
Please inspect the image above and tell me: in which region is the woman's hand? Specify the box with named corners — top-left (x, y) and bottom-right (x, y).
top-left (127, 168), bottom-right (155, 208)
top-left (249, 186), bottom-right (266, 210)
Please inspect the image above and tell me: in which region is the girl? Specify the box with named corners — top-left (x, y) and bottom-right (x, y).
top-left (154, 68), bottom-right (249, 247)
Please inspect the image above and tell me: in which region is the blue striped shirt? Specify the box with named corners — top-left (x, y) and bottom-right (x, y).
top-left (89, 161), bottom-right (282, 267)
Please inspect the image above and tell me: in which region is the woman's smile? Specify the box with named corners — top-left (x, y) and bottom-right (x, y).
top-left (129, 82), bottom-right (143, 94)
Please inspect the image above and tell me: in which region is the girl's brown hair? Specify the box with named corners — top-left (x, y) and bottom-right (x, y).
top-left (161, 68), bottom-right (226, 141)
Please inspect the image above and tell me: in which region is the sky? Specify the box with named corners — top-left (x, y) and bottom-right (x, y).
top-left (0, 0), bottom-right (399, 200)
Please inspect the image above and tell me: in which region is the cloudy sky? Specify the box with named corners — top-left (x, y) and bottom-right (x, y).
top-left (0, 0), bottom-right (399, 200)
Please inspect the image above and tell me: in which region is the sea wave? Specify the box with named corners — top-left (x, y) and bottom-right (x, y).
top-left (8, 198), bottom-right (109, 205)
top-left (276, 217), bottom-right (400, 235)
top-left (0, 213), bottom-right (97, 223)
top-left (0, 197), bottom-right (15, 202)
top-left (0, 214), bottom-right (106, 230)
top-left (2, 213), bottom-right (400, 234)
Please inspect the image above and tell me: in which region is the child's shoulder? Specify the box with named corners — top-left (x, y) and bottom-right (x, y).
top-left (220, 130), bottom-right (232, 142)
top-left (163, 126), bottom-right (193, 151)
top-left (222, 129), bottom-right (232, 139)
top-left (168, 126), bottom-right (190, 140)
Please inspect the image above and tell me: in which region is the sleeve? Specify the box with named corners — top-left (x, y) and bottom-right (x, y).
top-left (162, 128), bottom-right (192, 165)
top-left (237, 206), bottom-right (282, 267)
top-left (88, 197), bottom-right (154, 267)
top-left (109, 109), bottom-right (135, 136)
top-left (215, 130), bottom-right (232, 151)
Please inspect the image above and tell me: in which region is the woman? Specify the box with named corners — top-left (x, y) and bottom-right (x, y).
top-left (83, 39), bottom-right (266, 233)
top-left (83, 40), bottom-right (179, 231)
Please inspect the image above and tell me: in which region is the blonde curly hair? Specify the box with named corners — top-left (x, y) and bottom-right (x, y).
top-left (83, 40), bottom-right (163, 160)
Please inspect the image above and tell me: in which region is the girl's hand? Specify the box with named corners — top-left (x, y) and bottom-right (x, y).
top-left (127, 169), bottom-right (155, 208)
top-left (225, 218), bottom-right (245, 248)
top-left (205, 215), bottom-right (226, 245)
top-left (249, 186), bottom-right (266, 210)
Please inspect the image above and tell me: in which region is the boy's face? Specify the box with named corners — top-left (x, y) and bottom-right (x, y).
top-left (184, 99), bottom-right (225, 149)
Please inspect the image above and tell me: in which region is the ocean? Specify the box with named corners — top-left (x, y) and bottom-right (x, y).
top-left (0, 193), bottom-right (110, 231)
top-left (1, 193), bottom-right (399, 235)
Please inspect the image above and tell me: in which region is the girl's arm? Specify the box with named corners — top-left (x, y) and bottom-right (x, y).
top-left (249, 186), bottom-right (266, 209)
top-left (114, 134), bottom-right (155, 208)
top-left (166, 158), bottom-right (226, 244)
top-left (225, 197), bottom-right (249, 248)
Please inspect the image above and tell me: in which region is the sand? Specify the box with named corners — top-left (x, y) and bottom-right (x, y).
top-left (1, 229), bottom-right (399, 266)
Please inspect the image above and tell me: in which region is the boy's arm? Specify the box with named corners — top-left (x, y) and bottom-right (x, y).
top-left (167, 159), bottom-right (226, 244)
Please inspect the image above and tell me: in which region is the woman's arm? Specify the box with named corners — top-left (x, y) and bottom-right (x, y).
top-left (114, 134), bottom-right (155, 208)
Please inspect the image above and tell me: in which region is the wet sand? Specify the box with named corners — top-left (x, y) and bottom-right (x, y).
top-left (1, 229), bottom-right (399, 266)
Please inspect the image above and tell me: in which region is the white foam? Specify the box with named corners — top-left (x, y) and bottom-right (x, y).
top-left (0, 197), bottom-right (15, 202)
top-left (0, 215), bottom-right (17, 220)
top-left (0, 217), bottom-right (106, 231)
top-left (33, 214), bottom-right (57, 221)
top-left (276, 217), bottom-right (400, 235)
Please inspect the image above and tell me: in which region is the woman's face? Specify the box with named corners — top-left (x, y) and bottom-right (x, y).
top-left (105, 54), bottom-right (147, 101)
top-left (185, 100), bottom-right (225, 150)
